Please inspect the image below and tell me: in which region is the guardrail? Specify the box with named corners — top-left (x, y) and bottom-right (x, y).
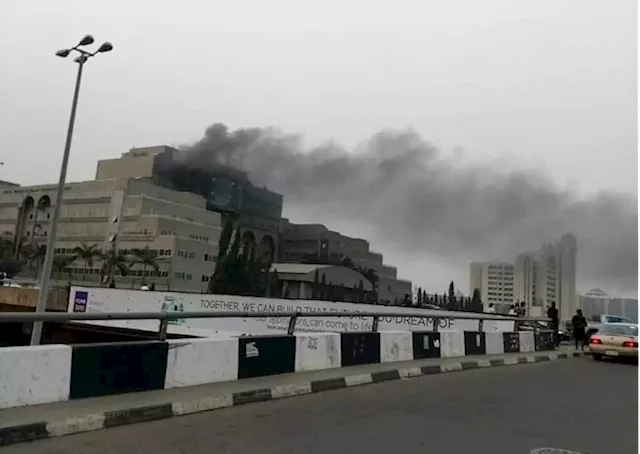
top-left (0, 310), bottom-right (552, 340)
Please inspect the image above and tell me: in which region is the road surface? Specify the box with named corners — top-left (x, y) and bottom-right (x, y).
top-left (9, 356), bottom-right (637, 454)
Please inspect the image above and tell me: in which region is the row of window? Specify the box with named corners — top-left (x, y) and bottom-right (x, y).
top-left (177, 249), bottom-right (196, 259)
top-left (188, 234), bottom-right (210, 242)
top-left (174, 271), bottom-right (193, 280)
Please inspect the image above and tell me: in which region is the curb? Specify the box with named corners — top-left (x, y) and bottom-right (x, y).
top-left (0, 351), bottom-right (583, 447)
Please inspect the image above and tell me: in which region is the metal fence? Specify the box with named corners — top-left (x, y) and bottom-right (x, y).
top-left (0, 310), bottom-right (552, 340)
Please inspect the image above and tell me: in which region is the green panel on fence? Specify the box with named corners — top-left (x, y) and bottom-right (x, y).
top-left (70, 341), bottom-right (168, 399)
top-left (238, 336), bottom-right (296, 379)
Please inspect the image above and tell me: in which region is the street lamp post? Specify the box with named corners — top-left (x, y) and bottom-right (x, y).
top-left (30, 35), bottom-right (113, 346)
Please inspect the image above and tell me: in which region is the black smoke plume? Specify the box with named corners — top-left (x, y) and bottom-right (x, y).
top-left (178, 123), bottom-right (638, 294)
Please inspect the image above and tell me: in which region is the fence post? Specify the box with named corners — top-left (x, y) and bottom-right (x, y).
top-left (432, 317), bottom-right (440, 332)
top-left (478, 319), bottom-right (484, 332)
top-left (371, 315), bottom-right (380, 332)
top-left (158, 319), bottom-right (169, 341)
top-left (287, 313), bottom-right (299, 335)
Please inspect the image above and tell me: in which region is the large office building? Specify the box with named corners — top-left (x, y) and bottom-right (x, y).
top-left (279, 222), bottom-right (413, 304)
top-left (469, 261), bottom-right (515, 310)
top-left (0, 145), bottom-right (413, 300)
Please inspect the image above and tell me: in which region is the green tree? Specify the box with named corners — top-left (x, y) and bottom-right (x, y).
top-left (20, 244), bottom-right (46, 278)
top-left (0, 258), bottom-right (22, 278)
top-left (468, 288), bottom-right (483, 312)
top-left (209, 226), bottom-right (273, 297)
top-left (416, 287), bottom-right (423, 305)
top-left (312, 269), bottom-right (320, 299)
top-left (100, 248), bottom-right (130, 286)
top-left (52, 254), bottom-right (75, 281)
top-left (130, 246), bottom-right (160, 281)
top-left (73, 243), bottom-right (102, 280)
top-left (320, 273), bottom-right (327, 300)
top-left (448, 281), bottom-right (455, 310)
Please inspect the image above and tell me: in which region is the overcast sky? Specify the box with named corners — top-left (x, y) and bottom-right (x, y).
top-left (1, 0), bottom-right (637, 296)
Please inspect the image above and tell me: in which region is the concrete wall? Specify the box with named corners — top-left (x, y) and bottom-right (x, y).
top-left (519, 331), bottom-right (535, 352)
top-left (0, 330), bottom-right (555, 409)
top-left (380, 331), bottom-right (413, 363)
top-left (485, 332), bottom-right (505, 355)
top-left (165, 338), bottom-right (239, 388)
top-left (0, 345), bottom-right (72, 409)
top-left (295, 333), bottom-right (341, 372)
top-left (440, 330), bottom-right (465, 357)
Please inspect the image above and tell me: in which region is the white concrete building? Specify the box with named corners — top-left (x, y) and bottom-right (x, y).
top-left (469, 261), bottom-right (515, 309)
top-left (513, 234), bottom-right (577, 320)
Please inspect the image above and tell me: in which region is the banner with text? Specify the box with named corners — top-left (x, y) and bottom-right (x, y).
top-left (67, 287), bottom-right (516, 337)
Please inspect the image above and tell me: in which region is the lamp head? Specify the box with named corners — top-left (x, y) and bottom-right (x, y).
top-left (97, 42), bottom-right (113, 53)
top-left (78, 35), bottom-right (95, 46)
top-left (55, 49), bottom-right (71, 58)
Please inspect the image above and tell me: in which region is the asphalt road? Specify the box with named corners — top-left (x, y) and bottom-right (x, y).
top-left (9, 356), bottom-right (637, 454)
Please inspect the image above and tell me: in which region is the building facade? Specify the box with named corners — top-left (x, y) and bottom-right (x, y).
top-left (0, 175), bottom-right (222, 292)
top-left (513, 234), bottom-right (577, 320)
top-left (0, 145), bottom-right (414, 300)
top-left (469, 261), bottom-right (515, 310)
top-left (279, 222), bottom-right (412, 304)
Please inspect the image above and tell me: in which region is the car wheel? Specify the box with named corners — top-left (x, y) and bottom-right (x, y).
top-left (593, 354), bottom-right (603, 361)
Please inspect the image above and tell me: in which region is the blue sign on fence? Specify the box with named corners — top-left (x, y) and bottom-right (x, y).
top-left (73, 291), bottom-right (88, 312)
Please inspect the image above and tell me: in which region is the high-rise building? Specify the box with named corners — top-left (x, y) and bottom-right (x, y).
top-left (514, 233), bottom-right (577, 320)
top-left (469, 261), bottom-right (515, 310)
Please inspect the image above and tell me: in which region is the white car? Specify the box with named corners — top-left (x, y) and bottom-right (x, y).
top-left (586, 314), bottom-right (635, 340)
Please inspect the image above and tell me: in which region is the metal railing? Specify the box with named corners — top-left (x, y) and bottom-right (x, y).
top-left (0, 310), bottom-right (552, 340)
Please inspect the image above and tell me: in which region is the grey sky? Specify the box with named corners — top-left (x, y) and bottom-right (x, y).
top-left (1, 0), bottom-right (637, 296)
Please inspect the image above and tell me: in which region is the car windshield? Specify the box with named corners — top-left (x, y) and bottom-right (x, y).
top-left (599, 324), bottom-right (638, 336)
top-left (604, 315), bottom-right (633, 323)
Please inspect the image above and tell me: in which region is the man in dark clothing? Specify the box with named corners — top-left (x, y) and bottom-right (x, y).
top-left (547, 303), bottom-right (559, 346)
top-left (571, 309), bottom-right (588, 350)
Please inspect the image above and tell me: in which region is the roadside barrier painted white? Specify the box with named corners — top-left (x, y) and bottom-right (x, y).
top-left (0, 345), bottom-right (72, 409)
top-left (519, 332), bottom-right (536, 353)
top-left (294, 333), bottom-right (341, 372)
top-left (485, 332), bottom-right (505, 355)
top-left (164, 338), bottom-right (239, 388)
top-left (0, 330), bottom-right (555, 410)
top-left (380, 331), bottom-right (413, 363)
top-left (440, 330), bottom-right (465, 357)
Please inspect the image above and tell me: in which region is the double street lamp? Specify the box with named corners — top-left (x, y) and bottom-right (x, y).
top-left (30, 35), bottom-right (113, 346)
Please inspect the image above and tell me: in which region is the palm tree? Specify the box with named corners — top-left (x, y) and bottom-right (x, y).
top-left (130, 246), bottom-right (160, 282)
top-left (52, 254), bottom-right (75, 281)
top-left (73, 243), bottom-right (102, 280)
top-left (20, 243), bottom-right (46, 278)
top-left (99, 248), bottom-right (130, 286)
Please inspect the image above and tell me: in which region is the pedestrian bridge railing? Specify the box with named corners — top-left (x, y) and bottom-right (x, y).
top-left (0, 310), bottom-right (552, 340)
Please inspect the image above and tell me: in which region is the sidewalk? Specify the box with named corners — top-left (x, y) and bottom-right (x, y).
top-left (0, 348), bottom-right (583, 446)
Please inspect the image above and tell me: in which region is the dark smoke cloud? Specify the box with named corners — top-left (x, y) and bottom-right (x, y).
top-left (180, 123), bottom-right (638, 293)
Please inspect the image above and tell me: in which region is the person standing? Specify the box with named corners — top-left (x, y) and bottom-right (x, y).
top-left (547, 302), bottom-right (559, 346)
top-left (571, 309), bottom-right (588, 350)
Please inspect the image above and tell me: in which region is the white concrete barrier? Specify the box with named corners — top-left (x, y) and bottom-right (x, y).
top-left (165, 338), bottom-right (239, 388)
top-left (380, 331), bottom-right (413, 363)
top-left (0, 345), bottom-right (72, 409)
top-left (485, 332), bottom-right (504, 355)
top-left (440, 330), bottom-right (465, 357)
top-left (295, 333), bottom-right (341, 372)
top-left (519, 331), bottom-right (535, 353)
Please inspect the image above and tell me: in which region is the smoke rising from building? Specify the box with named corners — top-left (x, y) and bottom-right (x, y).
top-left (179, 123), bottom-right (638, 293)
